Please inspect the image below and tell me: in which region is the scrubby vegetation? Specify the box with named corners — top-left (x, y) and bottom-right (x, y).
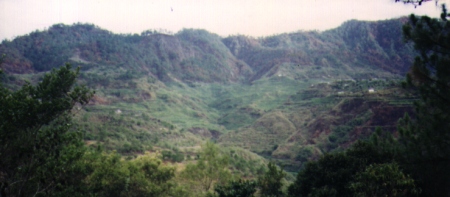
top-left (2, 10), bottom-right (448, 196)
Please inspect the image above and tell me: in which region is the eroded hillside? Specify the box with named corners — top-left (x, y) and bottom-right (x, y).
top-left (0, 18), bottom-right (417, 172)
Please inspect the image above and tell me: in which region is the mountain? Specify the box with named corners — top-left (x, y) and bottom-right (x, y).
top-left (0, 24), bottom-right (252, 82)
top-left (0, 18), bottom-right (417, 172)
top-left (1, 18), bottom-right (413, 81)
top-left (223, 18), bottom-right (413, 81)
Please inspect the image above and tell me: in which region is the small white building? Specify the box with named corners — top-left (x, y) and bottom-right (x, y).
top-left (368, 88), bottom-right (375, 93)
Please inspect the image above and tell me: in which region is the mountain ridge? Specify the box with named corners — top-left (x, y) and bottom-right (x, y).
top-left (1, 17), bottom-right (414, 83)
top-left (0, 17), bottom-right (418, 172)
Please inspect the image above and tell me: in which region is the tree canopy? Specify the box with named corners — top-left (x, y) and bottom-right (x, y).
top-left (396, 8), bottom-right (450, 196)
top-left (214, 179), bottom-right (257, 197)
top-left (0, 64), bottom-right (185, 197)
top-left (0, 63), bottom-right (93, 196)
top-left (289, 7), bottom-right (450, 196)
top-left (181, 141), bottom-right (232, 194)
top-left (257, 162), bottom-right (285, 197)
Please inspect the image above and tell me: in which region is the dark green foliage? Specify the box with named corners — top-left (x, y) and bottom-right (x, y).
top-left (214, 179), bottom-right (257, 197)
top-left (226, 150), bottom-right (266, 176)
top-left (0, 17), bottom-right (435, 196)
top-left (47, 148), bottom-right (184, 197)
top-left (222, 19), bottom-right (414, 82)
top-left (258, 162), bottom-right (285, 197)
top-left (1, 23), bottom-right (244, 82)
top-left (294, 147), bottom-right (313, 162)
top-left (1, 18), bottom-right (416, 84)
top-left (395, 9), bottom-right (450, 196)
top-left (325, 108), bottom-right (374, 151)
top-left (0, 62), bottom-right (184, 196)
top-left (288, 141), bottom-right (394, 197)
top-left (0, 57), bottom-right (4, 89)
top-left (81, 151), bottom-right (180, 197)
top-left (290, 9), bottom-right (450, 197)
top-left (349, 163), bottom-right (419, 197)
top-left (0, 63), bottom-right (94, 196)
top-left (181, 141), bottom-right (231, 193)
top-left (289, 153), bottom-right (353, 197)
top-left (161, 149), bottom-right (184, 162)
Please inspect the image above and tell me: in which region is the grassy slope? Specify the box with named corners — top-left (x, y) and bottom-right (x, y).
top-left (0, 18), bottom-right (418, 175)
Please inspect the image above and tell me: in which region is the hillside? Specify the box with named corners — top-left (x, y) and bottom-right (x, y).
top-left (0, 18), bottom-right (417, 172)
top-left (1, 18), bottom-right (413, 81)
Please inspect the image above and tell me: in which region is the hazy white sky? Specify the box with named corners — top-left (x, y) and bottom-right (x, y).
top-left (0, 0), bottom-right (446, 40)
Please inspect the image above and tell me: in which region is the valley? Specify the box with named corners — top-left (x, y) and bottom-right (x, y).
top-left (0, 17), bottom-right (417, 175)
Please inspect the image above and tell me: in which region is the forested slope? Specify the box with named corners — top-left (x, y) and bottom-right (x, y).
top-left (1, 18), bottom-right (414, 82)
top-left (0, 17), bottom-right (417, 175)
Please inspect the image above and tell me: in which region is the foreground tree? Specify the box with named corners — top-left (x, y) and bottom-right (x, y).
top-left (213, 179), bottom-right (257, 197)
top-left (0, 63), bottom-right (93, 196)
top-left (349, 163), bottom-right (419, 197)
top-left (82, 151), bottom-right (183, 197)
top-left (181, 141), bottom-right (231, 194)
top-left (287, 141), bottom-right (409, 197)
top-left (289, 6), bottom-right (450, 197)
top-left (257, 162), bottom-right (285, 197)
top-left (396, 8), bottom-right (450, 196)
top-left (291, 8), bottom-right (450, 197)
